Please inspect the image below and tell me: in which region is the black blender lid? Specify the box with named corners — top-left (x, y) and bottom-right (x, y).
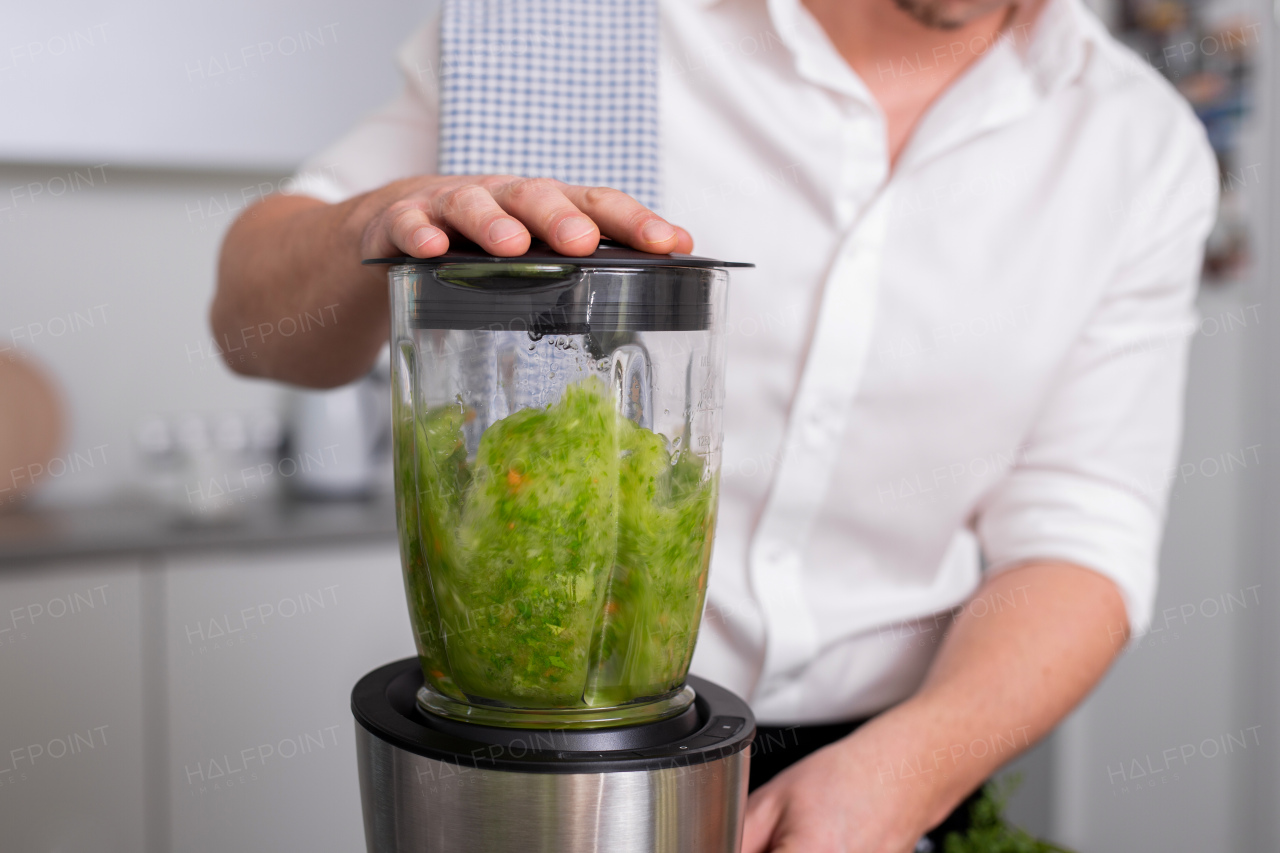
top-left (363, 237), bottom-right (753, 268)
top-left (373, 238), bottom-right (741, 334)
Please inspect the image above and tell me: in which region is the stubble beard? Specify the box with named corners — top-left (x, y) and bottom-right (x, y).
top-left (891, 0), bottom-right (1012, 30)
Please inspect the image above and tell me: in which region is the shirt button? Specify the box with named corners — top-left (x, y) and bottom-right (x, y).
top-left (803, 406), bottom-right (837, 445)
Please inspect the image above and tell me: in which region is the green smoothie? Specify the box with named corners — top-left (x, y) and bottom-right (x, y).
top-left (395, 378), bottom-right (717, 710)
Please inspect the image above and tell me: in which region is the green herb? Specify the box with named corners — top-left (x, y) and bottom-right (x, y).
top-left (391, 367), bottom-right (468, 700)
top-left (584, 418), bottom-right (715, 705)
top-left (394, 377), bottom-right (718, 710)
top-left (944, 776), bottom-right (1076, 853)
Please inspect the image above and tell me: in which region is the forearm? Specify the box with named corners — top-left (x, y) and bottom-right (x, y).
top-left (211, 176), bottom-right (690, 389)
top-left (212, 192), bottom-right (390, 388)
top-left (865, 561), bottom-right (1128, 828)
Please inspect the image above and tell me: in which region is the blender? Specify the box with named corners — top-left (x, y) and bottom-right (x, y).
top-left (352, 239), bottom-right (755, 852)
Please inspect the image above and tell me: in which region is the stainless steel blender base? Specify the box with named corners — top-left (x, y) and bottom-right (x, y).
top-left (356, 724), bottom-right (748, 852)
top-left (352, 659), bottom-right (754, 853)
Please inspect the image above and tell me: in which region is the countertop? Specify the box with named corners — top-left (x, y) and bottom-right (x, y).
top-left (0, 494), bottom-right (397, 566)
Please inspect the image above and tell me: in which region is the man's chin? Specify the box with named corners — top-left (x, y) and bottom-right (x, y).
top-left (892, 0), bottom-right (1005, 29)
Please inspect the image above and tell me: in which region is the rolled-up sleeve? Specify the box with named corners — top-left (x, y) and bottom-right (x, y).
top-left (976, 121), bottom-right (1218, 634)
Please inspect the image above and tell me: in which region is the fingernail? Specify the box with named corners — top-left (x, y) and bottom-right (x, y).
top-left (411, 226), bottom-right (442, 251)
top-left (556, 216), bottom-right (596, 243)
top-left (489, 218), bottom-right (525, 245)
top-left (641, 219), bottom-right (676, 245)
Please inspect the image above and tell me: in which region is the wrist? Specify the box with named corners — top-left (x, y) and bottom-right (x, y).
top-left (285, 191), bottom-right (393, 384)
top-left (338, 185), bottom-right (391, 261)
top-left (840, 697), bottom-right (1004, 830)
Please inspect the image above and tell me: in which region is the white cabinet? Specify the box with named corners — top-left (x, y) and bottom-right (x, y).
top-left (163, 543), bottom-right (413, 853)
top-left (0, 557), bottom-right (149, 853)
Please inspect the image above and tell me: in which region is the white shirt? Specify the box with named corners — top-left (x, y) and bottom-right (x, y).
top-left (292, 0), bottom-right (1217, 724)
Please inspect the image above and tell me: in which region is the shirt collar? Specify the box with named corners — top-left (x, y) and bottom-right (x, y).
top-left (766, 0), bottom-right (875, 101)
top-left (703, 0), bottom-right (1105, 100)
top-left (1012, 0), bottom-right (1104, 95)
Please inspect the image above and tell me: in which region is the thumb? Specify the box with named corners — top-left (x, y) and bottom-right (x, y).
top-left (741, 792), bottom-right (783, 853)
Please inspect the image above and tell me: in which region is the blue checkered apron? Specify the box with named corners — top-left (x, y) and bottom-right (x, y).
top-left (437, 0), bottom-right (662, 211)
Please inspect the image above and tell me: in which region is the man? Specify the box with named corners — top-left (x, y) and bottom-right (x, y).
top-left (212, 0), bottom-right (1217, 847)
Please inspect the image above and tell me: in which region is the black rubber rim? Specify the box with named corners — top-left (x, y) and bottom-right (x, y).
top-left (352, 657), bottom-right (755, 774)
top-left (362, 238), bottom-right (753, 269)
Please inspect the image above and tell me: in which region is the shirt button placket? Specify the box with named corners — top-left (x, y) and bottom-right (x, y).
top-left (749, 182), bottom-right (894, 703)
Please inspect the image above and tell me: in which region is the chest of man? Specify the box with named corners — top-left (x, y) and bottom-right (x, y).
top-left (658, 4), bottom-right (1141, 575)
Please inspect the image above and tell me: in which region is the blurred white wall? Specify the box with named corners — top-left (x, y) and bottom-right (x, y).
top-left (0, 163), bottom-right (287, 504)
top-left (1052, 283), bottom-right (1266, 851)
top-left (1, 0), bottom-right (430, 170)
top-left (0, 0), bottom-right (436, 504)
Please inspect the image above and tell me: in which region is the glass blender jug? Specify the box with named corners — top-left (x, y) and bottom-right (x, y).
top-left (373, 240), bottom-right (748, 728)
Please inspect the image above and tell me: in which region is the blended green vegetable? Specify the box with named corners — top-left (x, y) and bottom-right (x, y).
top-left (396, 378), bottom-right (717, 710)
top-left (584, 421), bottom-right (716, 705)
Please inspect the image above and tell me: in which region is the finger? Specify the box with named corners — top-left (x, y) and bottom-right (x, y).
top-left (671, 225), bottom-right (695, 254)
top-left (560, 185), bottom-right (684, 254)
top-left (432, 183), bottom-right (531, 256)
top-left (386, 204), bottom-right (449, 258)
top-left (489, 177), bottom-right (601, 256)
top-left (741, 792), bottom-right (782, 853)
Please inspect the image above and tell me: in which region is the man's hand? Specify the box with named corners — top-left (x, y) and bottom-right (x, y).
top-left (357, 175), bottom-right (693, 260)
top-left (213, 176), bottom-right (690, 388)
top-left (744, 715), bottom-right (940, 853)
top-left (741, 562), bottom-right (1128, 852)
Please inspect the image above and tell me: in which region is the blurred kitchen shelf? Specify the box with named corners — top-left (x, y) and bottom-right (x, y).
top-left (0, 495), bottom-right (396, 566)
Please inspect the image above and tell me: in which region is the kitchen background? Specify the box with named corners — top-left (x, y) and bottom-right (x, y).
top-left (0, 0), bottom-right (1274, 850)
